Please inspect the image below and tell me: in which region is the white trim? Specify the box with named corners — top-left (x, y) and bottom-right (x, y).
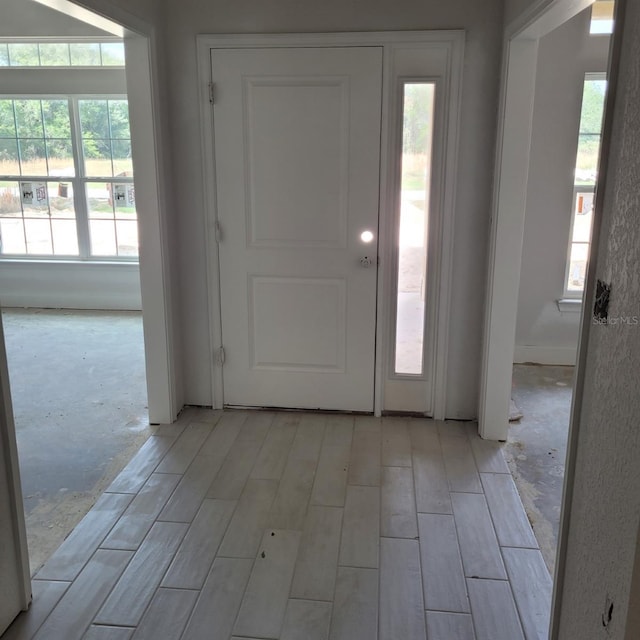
top-left (479, 37), bottom-right (539, 441)
top-left (0, 317), bottom-right (31, 615)
top-left (514, 345), bottom-right (578, 365)
top-left (125, 33), bottom-right (177, 424)
top-left (197, 31), bottom-right (463, 416)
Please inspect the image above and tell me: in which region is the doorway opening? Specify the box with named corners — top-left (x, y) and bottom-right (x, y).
top-left (0, 0), bottom-right (175, 582)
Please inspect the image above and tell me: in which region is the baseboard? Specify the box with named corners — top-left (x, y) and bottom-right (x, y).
top-left (514, 345), bottom-right (577, 366)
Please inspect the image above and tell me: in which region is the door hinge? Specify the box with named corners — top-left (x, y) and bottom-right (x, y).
top-left (215, 219), bottom-right (222, 243)
top-left (217, 346), bottom-right (226, 366)
top-left (208, 82), bottom-right (215, 104)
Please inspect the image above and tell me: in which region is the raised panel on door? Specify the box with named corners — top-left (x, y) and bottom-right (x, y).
top-left (212, 46), bottom-right (382, 411)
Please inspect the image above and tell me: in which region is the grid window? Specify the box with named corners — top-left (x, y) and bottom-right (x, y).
top-left (0, 97), bottom-right (137, 260)
top-left (0, 42), bottom-right (125, 68)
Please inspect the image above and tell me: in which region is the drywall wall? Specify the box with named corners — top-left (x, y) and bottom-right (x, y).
top-left (555, 0), bottom-right (640, 636)
top-left (1, 0), bottom-right (109, 37)
top-left (0, 262), bottom-right (141, 310)
top-left (514, 9), bottom-right (610, 365)
top-left (163, 0), bottom-right (504, 414)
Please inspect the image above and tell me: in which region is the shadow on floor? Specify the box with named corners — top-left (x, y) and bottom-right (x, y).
top-left (2, 308), bottom-right (150, 575)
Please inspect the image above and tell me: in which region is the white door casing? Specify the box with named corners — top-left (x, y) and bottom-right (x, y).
top-left (212, 47), bottom-right (382, 411)
top-left (0, 316), bottom-right (31, 635)
top-left (199, 32), bottom-right (464, 417)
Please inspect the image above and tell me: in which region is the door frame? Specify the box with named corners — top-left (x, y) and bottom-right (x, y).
top-left (196, 31), bottom-right (464, 417)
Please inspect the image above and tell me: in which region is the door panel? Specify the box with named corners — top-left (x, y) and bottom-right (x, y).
top-left (212, 47), bottom-right (382, 411)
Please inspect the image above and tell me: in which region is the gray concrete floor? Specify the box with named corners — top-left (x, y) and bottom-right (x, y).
top-left (2, 308), bottom-right (150, 575)
top-left (506, 363), bottom-right (574, 575)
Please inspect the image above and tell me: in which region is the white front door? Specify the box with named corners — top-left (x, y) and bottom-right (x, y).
top-left (212, 46), bottom-right (382, 412)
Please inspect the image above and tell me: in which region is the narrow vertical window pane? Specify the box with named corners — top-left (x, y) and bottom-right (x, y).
top-left (0, 139), bottom-right (20, 175)
top-left (115, 219), bottom-right (138, 256)
top-left (0, 219), bottom-right (26, 254)
top-left (0, 44), bottom-right (9, 66)
top-left (51, 219), bottom-right (78, 255)
top-left (394, 83), bottom-right (435, 375)
top-left (0, 100), bottom-right (17, 138)
top-left (24, 219), bottom-right (53, 254)
top-left (89, 219), bottom-right (117, 256)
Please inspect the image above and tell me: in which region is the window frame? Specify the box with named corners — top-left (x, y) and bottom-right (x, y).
top-left (0, 93), bottom-right (137, 262)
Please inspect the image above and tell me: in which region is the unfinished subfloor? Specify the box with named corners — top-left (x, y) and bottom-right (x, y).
top-left (2, 308), bottom-right (150, 575)
top-left (4, 410), bottom-right (551, 640)
top-left (507, 364), bottom-right (574, 575)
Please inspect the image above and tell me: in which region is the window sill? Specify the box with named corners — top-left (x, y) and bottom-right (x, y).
top-left (557, 298), bottom-right (583, 313)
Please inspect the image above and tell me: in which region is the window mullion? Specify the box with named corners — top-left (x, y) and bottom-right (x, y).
top-left (69, 97), bottom-right (91, 259)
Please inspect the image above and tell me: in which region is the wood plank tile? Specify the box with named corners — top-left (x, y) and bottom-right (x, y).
top-left (469, 434), bottom-right (510, 474)
top-left (95, 522), bottom-right (188, 627)
top-left (329, 567), bottom-right (378, 640)
top-left (502, 547), bottom-right (552, 640)
top-left (438, 420), bottom-right (468, 437)
top-left (101, 473), bottom-right (181, 550)
top-left (379, 538), bottom-right (426, 640)
top-left (158, 453), bottom-right (226, 523)
top-left (218, 478), bottom-right (279, 558)
top-left (84, 626), bottom-right (134, 640)
top-left (281, 600), bottom-right (332, 640)
top-left (198, 411), bottom-right (245, 457)
top-left (311, 441), bottom-right (351, 507)
top-left (411, 429), bottom-right (451, 514)
top-left (323, 415), bottom-right (354, 446)
top-left (440, 436), bottom-right (482, 493)
top-left (417, 514), bottom-right (469, 613)
top-left (451, 493), bottom-right (506, 580)
top-left (291, 506), bottom-right (343, 601)
top-left (33, 549), bottom-right (133, 640)
top-left (354, 415), bottom-right (381, 432)
top-left (233, 529), bottom-right (301, 639)
top-left (467, 578), bottom-right (525, 640)
top-left (250, 417), bottom-right (298, 480)
top-left (181, 557), bottom-right (253, 640)
top-left (481, 473), bottom-right (538, 548)
top-left (339, 485), bottom-right (379, 568)
top-left (235, 411), bottom-right (274, 445)
top-left (195, 408), bottom-right (225, 424)
top-left (36, 492), bottom-right (133, 581)
top-left (161, 499), bottom-right (236, 589)
top-left (155, 422), bottom-right (214, 474)
top-left (107, 435), bottom-right (175, 494)
top-left (131, 588), bottom-right (198, 640)
top-left (381, 418), bottom-right (412, 467)
top-left (381, 466), bottom-right (418, 538)
top-left (206, 441), bottom-right (261, 500)
top-left (348, 425), bottom-right (381, 486)
top-left (426, 612), bottom-right (475, 640)
top-left (268, 457), bottom-right (319, 529)
top-left (2, 580), bottom-right (70, 640)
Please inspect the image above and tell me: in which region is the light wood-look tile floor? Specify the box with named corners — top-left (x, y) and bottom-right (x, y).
top-left (4, 410), bottom-right (552, 640)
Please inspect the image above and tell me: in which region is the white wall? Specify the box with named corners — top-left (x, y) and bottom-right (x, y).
top-left (163, 0), bottom-right (504, 415)
top-left (554, 0), bottom-right (640, 636)
top-left (2, 0), bottom-right (109, 37)
top-left (0, 261), bottom-right (141, 310)
top-left (514, 9), bottom-right (610, 365)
